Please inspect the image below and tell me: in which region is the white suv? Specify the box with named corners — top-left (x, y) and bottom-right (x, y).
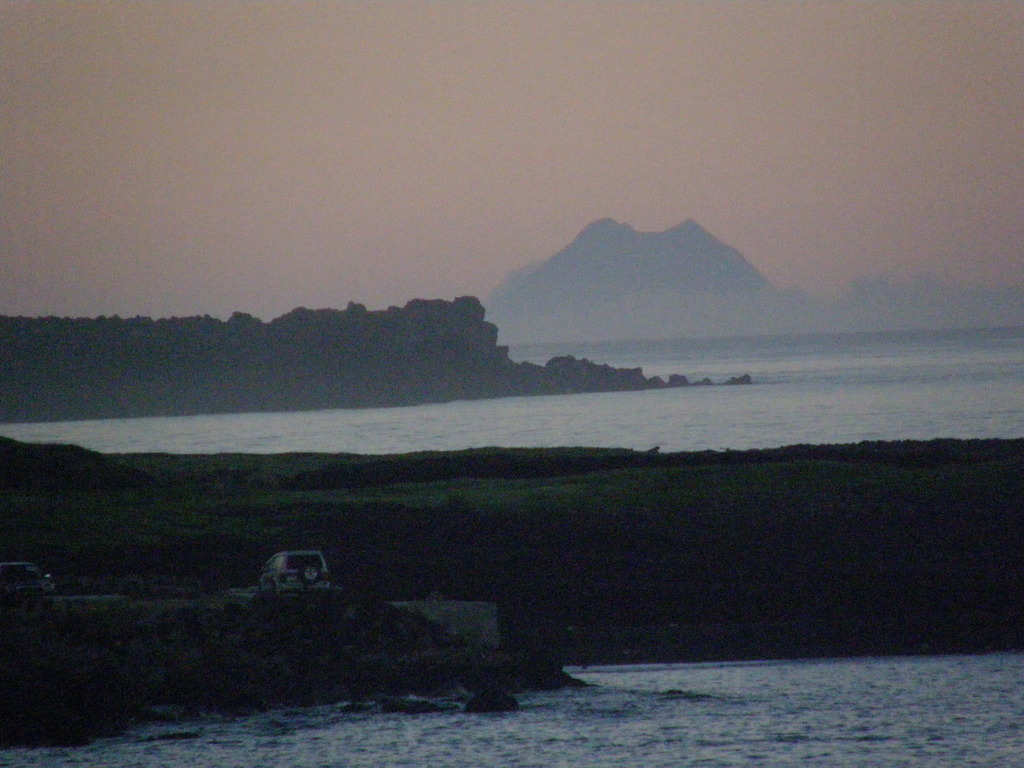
top-left (259, 550), bottom-right (331, 595)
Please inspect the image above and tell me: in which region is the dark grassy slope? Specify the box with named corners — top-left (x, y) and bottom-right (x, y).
top-left (0, 436), bottom-right (151, 492)
top-left (3, 438), bottom-right (1023, 661)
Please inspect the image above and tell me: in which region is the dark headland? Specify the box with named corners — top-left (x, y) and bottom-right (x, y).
top-left (0, 297), bottom-right (748, 425)
top-left (3, 436), bottom-right (1024, 746)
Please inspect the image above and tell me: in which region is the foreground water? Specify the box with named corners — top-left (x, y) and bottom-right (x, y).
top-left (2, 327), bottom-right (1022, 454)
top-left (5, 654), bottom-right (1022, 767)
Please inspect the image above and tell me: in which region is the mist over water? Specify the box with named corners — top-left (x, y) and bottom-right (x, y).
top-left (2, 328), bottom-right (1021, 455)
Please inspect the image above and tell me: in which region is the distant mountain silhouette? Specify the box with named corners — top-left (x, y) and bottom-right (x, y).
top-left (492, 218), bottom-right (768, 305)
top-left (487, 219), bottom-right (773, 342)
top-left (487, 218), bottom-right (1024, 343)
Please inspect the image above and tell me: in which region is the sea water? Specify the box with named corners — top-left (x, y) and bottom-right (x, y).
top-left (5, 654), bottom-right (1023, 767)
top-left (2, 327), bottom-right (1022, 454)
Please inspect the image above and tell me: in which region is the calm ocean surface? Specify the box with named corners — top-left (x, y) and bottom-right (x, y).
top-left (5, 655), bottom-right (1023, 767)
top-left (2, 327), bottom-right (1022, 454)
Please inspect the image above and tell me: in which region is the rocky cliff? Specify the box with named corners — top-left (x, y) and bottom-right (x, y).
top-left (1, 297), bottom-right (720, 424)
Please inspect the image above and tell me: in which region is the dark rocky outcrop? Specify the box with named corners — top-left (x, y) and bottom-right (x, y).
top-left (0, 297), bottom-right (744, 424)
top-left (724, 374), bottom-right (753, 385)
top-left (543, 355), bottom-right (661, 391)
top-left (464, 687), bottom-right (520, 713)
top-left (0, 593), bottom-right (575, 747)
top-left (380, 696), bottom-right (457, 714)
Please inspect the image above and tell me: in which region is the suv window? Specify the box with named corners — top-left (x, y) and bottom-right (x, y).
top-left (285, 554), bottom-right (323, 570)
top-left (1, 563), bottom-right (41, 582)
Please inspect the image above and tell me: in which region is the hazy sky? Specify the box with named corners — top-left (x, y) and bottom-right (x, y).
top-left (3, 2), bottom-right (1023, 320)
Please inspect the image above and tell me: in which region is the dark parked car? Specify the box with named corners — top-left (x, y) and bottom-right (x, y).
top-left (259, 550), bottom-right (331, 596)
top-left (0, 562), bottom-right (54, 603)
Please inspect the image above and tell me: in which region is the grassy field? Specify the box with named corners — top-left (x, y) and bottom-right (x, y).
top-left (3, 437), bottom-right (1024, 657)
top-left (3, 436), bottom-right (1024, 745)
top-left (4, 436), bottom-right (1019, 647)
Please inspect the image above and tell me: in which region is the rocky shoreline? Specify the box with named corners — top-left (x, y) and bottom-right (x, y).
top-left (0, 591), bottom-right (581, 748)
top-left (1, 298), bottom-right (751, 423)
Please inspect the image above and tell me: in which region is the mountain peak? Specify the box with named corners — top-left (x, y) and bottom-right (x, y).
top-left (664, 218), bottom-right (721, 249)
top-left (569, 217), bottom-right (636, 245)
top-left (488, 217), bottom-right (771, 340)
top-left (667, 218), bottom-right (704, 234)
top-left (576, 217), bottom-right (711, 247)
top-left (553, 218), bottom-right (640, 264)
top-left (582, 217), bottom-right (627, 232)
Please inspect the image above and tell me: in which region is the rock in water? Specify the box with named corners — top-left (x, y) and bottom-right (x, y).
top-left (464, 688), bottom-right (519, 713)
